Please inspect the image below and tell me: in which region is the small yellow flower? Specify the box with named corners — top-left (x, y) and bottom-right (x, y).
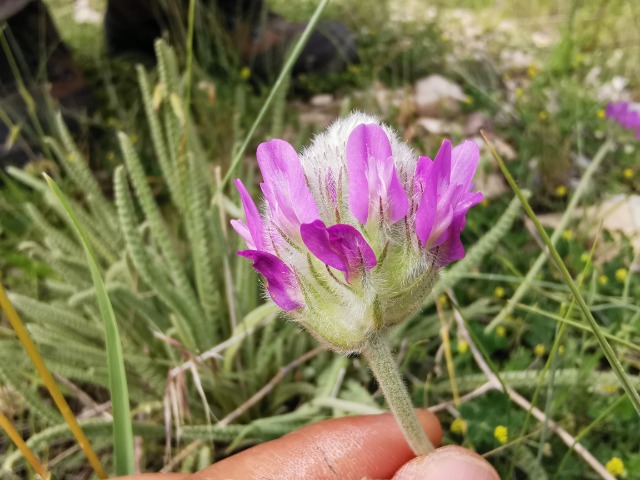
top-left (538, 111), bottom-right (549, 121)
top-left (496, 326), bottom-right (506, 338)
top-left (528, 65), bottom-right (538, 78)
top-left (481, 198), bottom-right (490, 207)
top-left (623, 168), bottom-right (633, 179)
top-left (558, 345), bottom-right (565, 356)
top-left (240, 67), bottom-right (251, 80)
top-left (598, 274), bottom-right (609, 286)
top-left (451, 418), bottom-right (468, 435)
top-left (457, 340), bottom-right (469, 354)
top-left (494, 425), bottom-right (508, 444)
top-left (597, 109), bottom-right (606, 119)
top-left (555, 185), bottom-right (567, 197)
top-left (464, 95), bottom-right (474, 105)
top-left (605, 457), bottom-right (625, 477)
top-left (601, 385), bottom-right (618, 394)
top-left (129, 134), bottom-right (139, 145)
top-left (515, 87), bottom-right (524, 99)
top-left (580, 252), bottom-right (590, 263)
top-left (534, 344), bottom-right (545, 357)
top-left (438, 294), bottom-right (449, 308)
top-left (615, 268), bottom-right (628, 282)
top-left (562, 229), bottom-right (573, 240)
top-left (494, 286), bottom-right (506, 299)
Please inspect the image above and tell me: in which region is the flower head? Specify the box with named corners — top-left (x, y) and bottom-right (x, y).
top-left (606, 102), bottom-right (640, 139)
top-left (232, 113), bottom-right (483, 352)
top-left (494, 425), bottom-right (508, 444)
top-left (605, 457), bottom-right (625, 478)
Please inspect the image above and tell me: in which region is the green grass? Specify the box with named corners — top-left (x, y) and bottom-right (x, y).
top-left (1, 0), bottom-right (639, 478)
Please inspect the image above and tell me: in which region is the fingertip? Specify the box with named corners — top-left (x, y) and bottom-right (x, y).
top-left (392, 446), bottom-right (499, 480)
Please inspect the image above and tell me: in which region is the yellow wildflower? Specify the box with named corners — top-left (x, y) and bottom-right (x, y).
top-left (515, 87), bottom-right (524, 99)
top-left (129, 134), bottom-right (139, 145)
top-left (451, 418), bottom-right (468, 435)
top-left (496, 326), bottom-right (506, 338)
top-left (534, 344), bottom-right (545, 357)
top-left (558, 345), bottom-right (565, 356)
top-left (562, 229), bottom-right (573, 240)
top-left (597, 109), bottom-right (606, 119)
top-left (601, 385), bottom-right (618, 394)
top-left (605, 457), bottom-right (625, 477)
top-left (538, 111), bottom-right (548, 121)
top-left (494, 286), bottom-right (505, 299)
top-left (598, 274), bottom-right (609, 286)
top-left (481, 198), bottom-right (490, 207)
top-left (615, 268), bottom-right (628, 283)
top-left (528, 65), bottom-right (538, 78)
top-left (555, 185), bottom-right (567, 197)
top-left (240, 67), bottom-right (251, 80)
top-left (457, 340), bottom-right (469, 354)
top-left (623, 168), bottom-right (633, 179)
top-left (494, 425), bottom-right (508, 444)
top-left (580, 252), bottom-right (590, 263)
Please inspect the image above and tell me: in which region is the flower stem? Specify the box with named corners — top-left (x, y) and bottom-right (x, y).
top-left (363, 332), bottom-right (434, 455)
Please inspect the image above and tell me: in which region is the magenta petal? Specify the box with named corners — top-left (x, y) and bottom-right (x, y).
top-left (436, 215), bottom-right (467, 268)
top-left (237, 250), bottom-right (302, 311)
top-left (301, 220), bottom-right (377, 283)
top-left (414, 157), bottom-right (438, 247)
top-left (451, 141), bottom-right (480, 191)
top-left (233, 179), bottom-right (264, 251)
top-left (257, 139), bottom-right (319, 232)
top-left (433, 140), bottom-right (452, 191)
top-left (346, 124), bottom-right (408, 225)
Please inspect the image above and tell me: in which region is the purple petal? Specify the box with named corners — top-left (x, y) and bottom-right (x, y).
top-left (237, 250), bottom-right (302, 311)
top-left (300, 220), bottom-right (377, 283)
top-left (451, 141), bottom-right (480, 191)
top-left (257, 139), bottom-right (319, 234)
top-left (433, 140), bottom-right (452, 191)
top-left (233, 179), bottom-right (264, 251)
top-left (435, 215), bottom-right (467, 267)
top-left (414, 156), bottom-right (438, 247)
top-left (346, 124), bottom-right (409, 225)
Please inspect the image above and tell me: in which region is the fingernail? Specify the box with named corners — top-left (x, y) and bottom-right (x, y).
top-left (395, 446), bottom-right (499, 480)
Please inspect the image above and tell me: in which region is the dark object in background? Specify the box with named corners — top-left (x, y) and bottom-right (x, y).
top-left (0, 0), bottom-right (358, 170)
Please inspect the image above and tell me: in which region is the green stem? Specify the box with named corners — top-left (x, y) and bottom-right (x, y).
top-left (363, 333), bottom-right (434, 455)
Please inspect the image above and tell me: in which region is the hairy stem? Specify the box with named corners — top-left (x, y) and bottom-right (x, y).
top-left (363, 333), bottom-right (434, 455)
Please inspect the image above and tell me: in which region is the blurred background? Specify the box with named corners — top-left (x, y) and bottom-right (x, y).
top-left (0, 1), bottom-right (639, 478)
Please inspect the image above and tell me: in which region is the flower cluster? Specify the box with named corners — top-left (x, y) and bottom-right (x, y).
top-left (232, 113), bottom-right (482, 352)
top-left (606, 102), bottom-right (640, 138)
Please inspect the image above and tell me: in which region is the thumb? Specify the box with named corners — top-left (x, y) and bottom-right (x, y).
top-left (392, 446), bottom-right (499, 480)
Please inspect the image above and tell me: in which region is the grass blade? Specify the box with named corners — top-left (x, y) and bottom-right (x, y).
top-left (0, 409), bottom-right (50, 479)
top-left (44, 174), bottom-right (135, 474)
top-left (481, 132), bottom-right (640, 416)
top-left (220, 0), bottom-right (330, 188)
top-left (0, 283), bottom-right (107, 478)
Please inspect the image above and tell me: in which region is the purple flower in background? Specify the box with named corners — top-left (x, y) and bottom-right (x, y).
top-left (232, 112), bottom-right (483, 352)
top-left (605, 102), bottom-right (640, 139)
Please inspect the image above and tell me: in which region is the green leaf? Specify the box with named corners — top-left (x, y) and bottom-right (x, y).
top-left (44, 175), bottom-right (135, 475)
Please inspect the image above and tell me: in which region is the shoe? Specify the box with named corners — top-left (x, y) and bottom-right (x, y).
top-left (235, 12), bottom-right (359, 81)
top-left (103, 0), bottom-right (358, 82)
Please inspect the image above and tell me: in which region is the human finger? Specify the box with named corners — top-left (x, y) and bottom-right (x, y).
top-left (392, 445), bottom-right (499, 480)
top-left (187, 410), bottom-right (442, 480)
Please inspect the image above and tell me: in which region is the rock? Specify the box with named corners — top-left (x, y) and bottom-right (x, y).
top-left (309, 94), bottom-right (334, 107)
top-left (414, 74), bottom-right (467, 117)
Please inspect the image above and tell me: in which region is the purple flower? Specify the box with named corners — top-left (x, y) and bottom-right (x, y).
top-left (232, 113), bottom-right (483, 352)
top-left (606, 101), bottom-right (640, 139)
